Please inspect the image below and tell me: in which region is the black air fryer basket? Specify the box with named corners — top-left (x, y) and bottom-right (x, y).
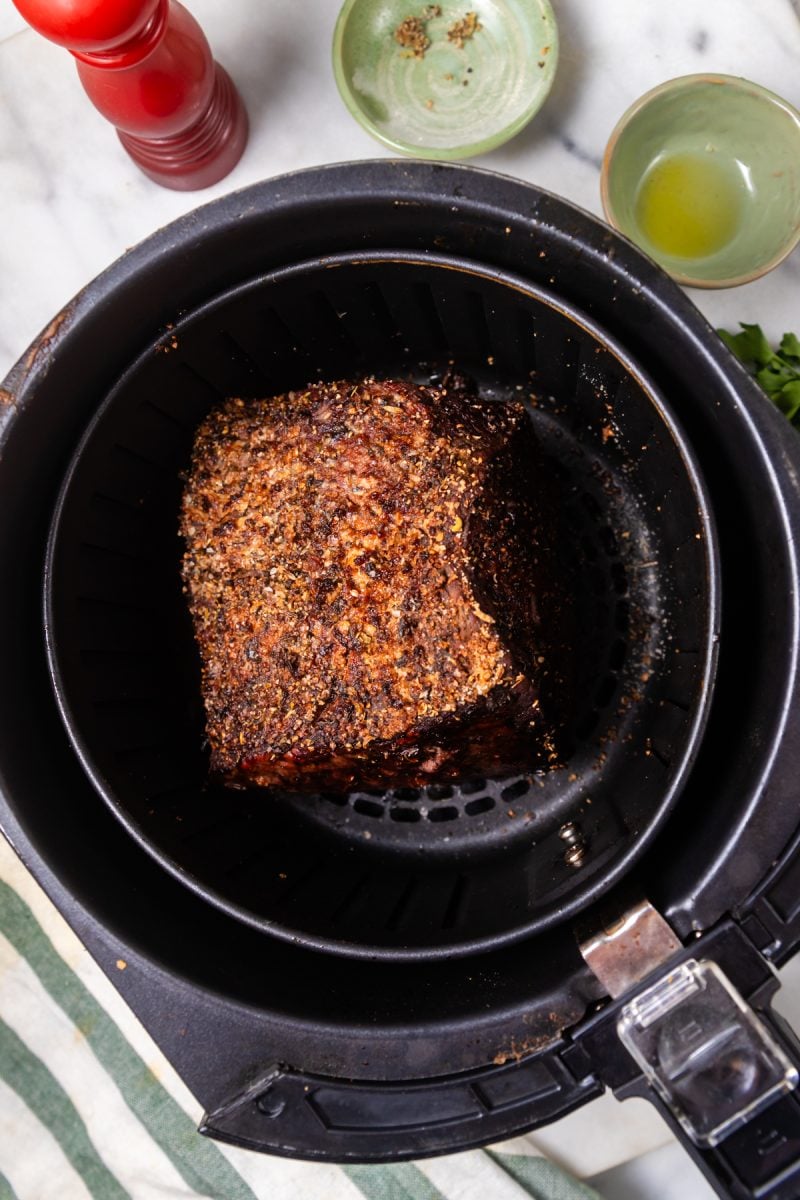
top-left (3, 162), bottom-right (800, 1200)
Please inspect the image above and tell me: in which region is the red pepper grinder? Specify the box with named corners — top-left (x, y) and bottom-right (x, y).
top-left (12, 0), bottom-right (249, 190)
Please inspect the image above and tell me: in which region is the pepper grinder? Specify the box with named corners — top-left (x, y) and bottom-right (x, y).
top-left (12, 0), bottom-right (249, 190)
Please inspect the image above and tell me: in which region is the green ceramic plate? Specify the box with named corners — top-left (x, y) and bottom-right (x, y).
top-left (601, 74), bottom-right (800, 288)
top-left (332, 0), bottom-right (558, 159)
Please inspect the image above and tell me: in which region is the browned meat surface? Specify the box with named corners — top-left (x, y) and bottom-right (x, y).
top-left (180, 376), bottom-right (569, 791)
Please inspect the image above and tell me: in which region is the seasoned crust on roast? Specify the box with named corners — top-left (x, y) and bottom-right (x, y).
top-left (180, 376), bottom-right (568, 791)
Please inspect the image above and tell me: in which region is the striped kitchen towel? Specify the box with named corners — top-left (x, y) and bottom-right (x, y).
top-left (0, 834), bottom-right (603, 1200)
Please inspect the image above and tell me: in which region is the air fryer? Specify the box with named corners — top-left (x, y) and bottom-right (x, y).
top-left (2, 162), bottom-right (800, 1200)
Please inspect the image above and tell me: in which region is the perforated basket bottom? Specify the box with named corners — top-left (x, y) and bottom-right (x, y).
top-left (46, 253), bottom-right (713, 958)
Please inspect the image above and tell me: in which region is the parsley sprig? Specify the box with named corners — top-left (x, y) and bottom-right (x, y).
top-left (718, 323), bottom-right (800, 426)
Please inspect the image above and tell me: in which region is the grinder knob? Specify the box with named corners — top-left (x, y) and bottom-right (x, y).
top-left (10, 0), bottom-right (162, 53)
top-left (11, 0), bottom-right (249, 190)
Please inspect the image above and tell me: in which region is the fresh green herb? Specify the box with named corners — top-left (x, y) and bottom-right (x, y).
top-left (718, 323), bottom-right (800, 426)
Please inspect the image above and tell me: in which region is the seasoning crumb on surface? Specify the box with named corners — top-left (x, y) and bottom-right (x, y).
top-left (394, 15), bottom-right (430, 57)
top-left (425, 98), bottom-right (435, 109)
top-left (115, 959), bottom-right (127, 970)
top-left (394, 5), bottom-right (443, 58)
top-left (447, 11), bottom-right (482, 47)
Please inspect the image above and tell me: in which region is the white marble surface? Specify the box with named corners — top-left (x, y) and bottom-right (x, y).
top-left (1, 1), bottom-right (800, 1196)
top-left (1, 0), bottom-right (800, 379)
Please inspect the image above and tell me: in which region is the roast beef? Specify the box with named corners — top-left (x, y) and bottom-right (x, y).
top-left (180, 376), bottom-right (569, 791)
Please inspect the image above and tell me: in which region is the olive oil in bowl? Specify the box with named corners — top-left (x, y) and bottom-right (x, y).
top-left (601, 75), bottom-right (800, 286)
top-left (634, 151), bottom-right (746, 260)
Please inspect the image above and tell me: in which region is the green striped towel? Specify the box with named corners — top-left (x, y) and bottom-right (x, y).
top-left (0, 834), bottom-right (602, 1200)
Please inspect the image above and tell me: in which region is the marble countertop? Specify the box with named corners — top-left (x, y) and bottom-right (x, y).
top-left (1, 0), bottom-right (799, 379)
top-left (1, 1), bottom-right (799, 1197)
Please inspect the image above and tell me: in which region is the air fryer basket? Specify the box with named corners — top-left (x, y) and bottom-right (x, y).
top-left (45, 253), bottom-right (716, 959)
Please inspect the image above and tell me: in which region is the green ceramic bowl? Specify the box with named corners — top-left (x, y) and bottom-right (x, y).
top-left (601, 75), bottom-right (800, 288)
top-left (332, 0), bottom-right (558, 159)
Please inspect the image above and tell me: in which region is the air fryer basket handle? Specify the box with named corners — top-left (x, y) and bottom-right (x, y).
top-left (576, 908), bottom-right (800, 1200)
top-left (619, 1006), bottom-right (800, 1200)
